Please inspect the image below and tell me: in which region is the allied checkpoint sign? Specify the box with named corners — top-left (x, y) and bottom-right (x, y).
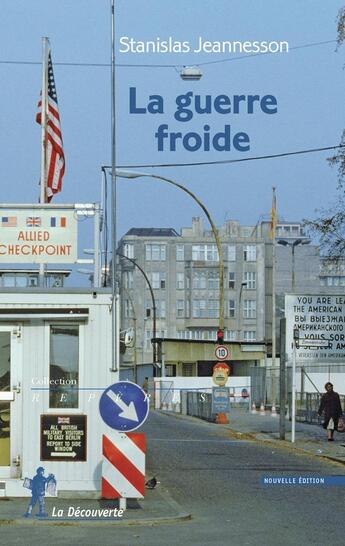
top-left (0, 208), bottom-right (77, 263)
top-left (285, 294), bottom-right (345, 362)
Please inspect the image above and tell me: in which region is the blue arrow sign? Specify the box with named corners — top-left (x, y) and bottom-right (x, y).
top-left (99, 381), bottom-right (149, 432)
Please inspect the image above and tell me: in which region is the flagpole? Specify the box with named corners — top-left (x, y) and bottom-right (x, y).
top-left (39, 37), bottom-right (49, 287)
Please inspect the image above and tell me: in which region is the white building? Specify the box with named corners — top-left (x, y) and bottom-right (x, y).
top-left (0, 288), bottom-right (115, 497)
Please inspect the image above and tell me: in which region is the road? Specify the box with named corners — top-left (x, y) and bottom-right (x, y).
top-left (142, 411), bottom-right (345, 546)
top-left (3, 410), bottom-right (345, 545)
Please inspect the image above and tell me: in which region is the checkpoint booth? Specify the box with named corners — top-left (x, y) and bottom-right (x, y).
top-left (0, 289), bottom-right (116, 497)
top-left (0, 203), bottom-right (120, 497)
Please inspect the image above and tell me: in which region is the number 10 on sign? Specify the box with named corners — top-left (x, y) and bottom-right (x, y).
top-left (215, 345), bottom-right (229, 360)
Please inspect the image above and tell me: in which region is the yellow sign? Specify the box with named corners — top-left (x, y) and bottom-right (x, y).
top-left (212, 362), bottom-right (230, 386)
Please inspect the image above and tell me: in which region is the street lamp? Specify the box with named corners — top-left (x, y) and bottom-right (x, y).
top-left (180, 66), bottom-right (202, 80)
top-left (123, 289), bottom-right (138, 383)
top-left (277, 238), bottom-right (310, 291)
top-left (77, 268), bottom-right (94, 286)
top-left (115, 169), bottom-right (225, 334)
top-left (277, 238), bottom-right (310, 443)
top-left (117, 252), bottom-right (158, 372)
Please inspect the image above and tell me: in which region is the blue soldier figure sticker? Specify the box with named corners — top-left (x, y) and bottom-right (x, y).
top-left (23, 467), bottom-right (56, 518)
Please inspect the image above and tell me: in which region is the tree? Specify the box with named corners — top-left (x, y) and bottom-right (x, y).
top-left (337, 7), bottom-right (345, 47)
top-left (306, 8), bottom-right (345, 257)
top-left (305, 191), bottom-right (345, 257)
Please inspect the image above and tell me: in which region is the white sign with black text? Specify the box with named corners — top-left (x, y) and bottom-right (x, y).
top-left (285, 294), bottom-right (345, 362)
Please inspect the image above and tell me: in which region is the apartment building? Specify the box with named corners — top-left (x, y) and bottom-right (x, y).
top-left (119, 217), bottom-right (288, 374)
top-left (0, 224), bottom-right (334, 382)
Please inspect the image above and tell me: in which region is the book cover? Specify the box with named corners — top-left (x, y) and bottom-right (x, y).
top-left (1, 1), bottom-right (345, 544)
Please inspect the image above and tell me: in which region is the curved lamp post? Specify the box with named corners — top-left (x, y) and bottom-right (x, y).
top-left (117, 252), bottom-right (158, 369)
top-left (115, 169), bottom-right (225, 334)
top-left (123, 288), bottom-right (138, 383)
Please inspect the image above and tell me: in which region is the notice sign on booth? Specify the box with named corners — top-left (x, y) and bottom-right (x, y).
top-left (41, 415), bottom-right (87, 461)
top-left (0, 209), bottom-right (77, 263)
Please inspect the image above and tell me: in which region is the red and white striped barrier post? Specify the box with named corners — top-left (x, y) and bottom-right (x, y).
top-left (102, 432), bottom-right (146, 509)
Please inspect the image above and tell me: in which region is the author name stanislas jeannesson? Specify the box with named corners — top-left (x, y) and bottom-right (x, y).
top-left (118, 36), bottom-right (289, 54)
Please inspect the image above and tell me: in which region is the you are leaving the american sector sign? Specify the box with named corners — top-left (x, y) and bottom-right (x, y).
top-left (0, 209), bottom-right (77, 263)
top-left (285, 294), bottom-right (345, 362)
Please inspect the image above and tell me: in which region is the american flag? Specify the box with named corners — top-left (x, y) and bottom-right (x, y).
top-left (26, 217), bottom-right (41, 228)
top-left (1, 216), bottom-right (17, 227)
top-left (36, 50), bottom-right (65, 202)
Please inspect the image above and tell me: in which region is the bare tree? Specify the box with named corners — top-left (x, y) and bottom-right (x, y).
top-left (306, 8), bottom-right (345, 257)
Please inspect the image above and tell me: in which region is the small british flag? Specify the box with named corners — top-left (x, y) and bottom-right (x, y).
top-left (57, 417), bottom-right (70, 424)
top-left (26, 217), bottom-right (41, 228)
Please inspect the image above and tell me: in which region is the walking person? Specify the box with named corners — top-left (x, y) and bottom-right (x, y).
top-left (318, 382), bottom-right (343, 441)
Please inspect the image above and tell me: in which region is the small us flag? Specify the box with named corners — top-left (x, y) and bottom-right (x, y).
top-left (26, 217), bottom-right (41, 228)
top-left (1, 216), bottom-right (17, 227)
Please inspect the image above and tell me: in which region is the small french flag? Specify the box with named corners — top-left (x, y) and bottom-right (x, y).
top-left (50, 217), bottom-right (66, 228)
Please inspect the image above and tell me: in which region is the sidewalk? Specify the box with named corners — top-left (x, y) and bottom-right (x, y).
top-left (0, 486), bottom-right (191, 526)
top-left (223, 408), bottom-right (345, 465)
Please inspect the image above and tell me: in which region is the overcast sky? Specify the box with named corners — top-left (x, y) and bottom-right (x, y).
top-left (1, 1), bottom-right (345, 280)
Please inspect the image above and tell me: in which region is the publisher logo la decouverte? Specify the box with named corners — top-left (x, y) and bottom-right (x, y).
top-left (118, 36), bottom-right (289, 54)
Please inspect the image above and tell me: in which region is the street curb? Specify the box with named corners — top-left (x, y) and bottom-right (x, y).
top-left (318, 454), bottom-right (345, 466)
top-left (0, 512), bottom-right (192, 527)
top-left (158, 410), bottom-right (345, 467)
top-left (225, 427), bottom-right (345, 467)
top-left (157, 410), bottom-right (215, 426)
top-left (0, 488), bottom-right (191, 527)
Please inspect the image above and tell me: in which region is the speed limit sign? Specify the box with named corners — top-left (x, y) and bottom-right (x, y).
top-left (215, 345), bottom-right (229, 360)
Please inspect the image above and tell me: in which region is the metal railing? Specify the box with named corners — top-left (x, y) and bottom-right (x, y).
top-left (290, 392), bottom-right (345, 424)
top-left (182, 387), bottom-right (345, 426)
top-left (184, 389), bottom-right (250, 421)
top-left (186, 391), bottom-right (214, 422)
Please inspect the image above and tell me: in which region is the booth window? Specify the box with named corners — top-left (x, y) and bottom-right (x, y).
top-left (49, 325), bottom-right (79, 408)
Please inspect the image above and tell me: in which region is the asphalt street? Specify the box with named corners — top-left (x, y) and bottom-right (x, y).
top-left (2, 410), bottom-right (345, 546)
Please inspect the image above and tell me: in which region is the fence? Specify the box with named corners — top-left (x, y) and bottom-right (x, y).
top-left (250, 366), bottom-right (286, 408)
top-left (292, 392), bottom-right (345, 424)
top-left (184, 389), bottom-right (345, 426)
top-left (185, 391), bottom-right (214, 421)
top-left (154, 377), bottom-right (251, 410)
top-left (154, 380), bottom-right (174, 409)
top-left (182, 389), bottom-right (250, 422)
top-left (250, 364), bottom-right (345, 409)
